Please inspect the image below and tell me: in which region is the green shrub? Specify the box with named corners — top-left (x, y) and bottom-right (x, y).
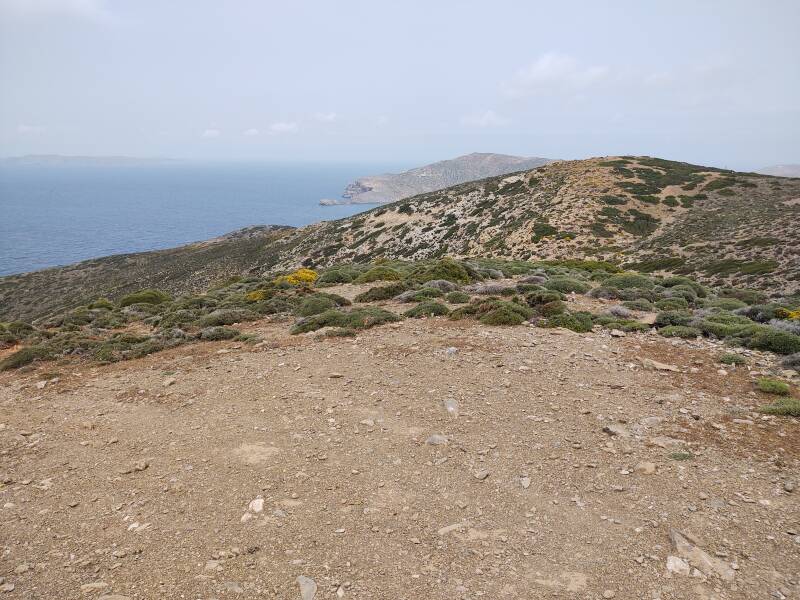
top-left (119, 289), bottom-right (171, 307)
top-left (404, 301), bottom-right (450, 318)
top-left (622, 299), bottom-right (654, 311)
top-left (662, 276), bottom-right (707, 298)
top-left (410, 258), bottom-right (473, 284)
top-left (748, 328), bottom-right (800, 354)
top-left (544, 312), bottom-right (593, 333)
top-left (0, 345), bottom-right (50, 371)
top-left (757, 377), bottom-right (790, 395)
top-left (526, 290), bottom-right (564, 306)
top-left (544, 277), bottom-right (590, 294)
top-left (445, 291), bottom-right (470, 304)
top-left (708, 298), bottom-right (747, 311)
top-left (654, 310), bottom-right (693, 328)
top-left (758, 397), bottom-right (800, 417)
top-left (316, 268), bottom-right (357, 285)
top-left (479, 307), bottom-right (525, 326)
top-left (291, 307), bottom-right (400, 334)
top-left (669, 452), bottom-right (694, 461)
top-left (406, 288), bottom-right (444, 302)
top-left (354, 282), bottom-right (408, 303)
top-left (655, 298), bottom-right (689, 310)
top-left (197, 309), bottom-right (258, 327)
top-left (297, 296), bottom-right (337, 317)
top-left (355, 266), bottom-right (403, 283)
top-left (719, 353), bottom-right (746, 366)
top-left (538, 300), bottom-right (566, 316)
top-left (604, 273), bottom-right (654, 289)
top-left (199, 326), bottom-right (240, 341)
top-left (88, 298), bottom-right (114, 310)
top-left (718, 287), bottom-right (766, 305)
top-left (659, 325), bottom-right (701, 339)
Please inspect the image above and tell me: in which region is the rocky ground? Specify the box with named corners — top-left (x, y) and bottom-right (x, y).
top-left (1, 295), bottom-right (799, 599)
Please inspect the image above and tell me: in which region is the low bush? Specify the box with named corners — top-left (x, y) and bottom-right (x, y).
top-left (783, 353), bottom-right (800, 369)
top-left (88, 298), bottom-right (114, 310)
top-left (316, 268), bottom-right (356, 285)
top-left (719, 353), bottom-right (746, 366)
top-left (538, 300), bottom-right (566, 316)
top-left (708, 298), bottom-right (747, 311)
top-left (526, 290), bottom-right (564, 306)
top-left (354, 282), bottom-right (408, 303)
top-left (296, 296), bottom-right (337, 317)
top-left (445, 291), bottom-right (471, 304)
top-left (119, 289), bottom-right (171, 307)
top-left (544, 277), bottom-right (590, 294)
top-left (655, 297), bottom-right (689, 311)
top-left (659, 325), bottom-right (701, 339)
top-left (291, 307), bottom-right (400, 334)
top-left (409, 258), bottom-right (474, 284)
top-left (757, 377), bottom-right (790, 395)
top-left (197, 309), bottom-right (258, 327)
top-left (759, 397), bottom-right (800, 417)
top-left (748, 327), bottom-right (800, 354)
top-left (654, 310), bottom-right (693, 328)
top-left (404, 301), bottom-right (450, 318)
top-left (479, 307), bottom-right (525, 326)
top-left (544, 311), bottom-right (593, 333)
top-left (0, 345), bottom-right (50, 371)
top-left (355, 266), bottom-right (403, 283)
top-left (622, 299), bottom-right (654, 311)
top-left (199, 326), bottom-right (240, 341)
top-left (603, 273), bottom-right (654, 289)
top-left (275, 268), bottom-right (318, 286)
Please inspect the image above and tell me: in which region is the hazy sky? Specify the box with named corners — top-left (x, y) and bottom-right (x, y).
top-left (1, 0), bottom-right (798, 169)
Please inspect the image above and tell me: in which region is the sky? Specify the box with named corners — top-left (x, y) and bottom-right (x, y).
top-left (0, 0), bottom-right (798, 170)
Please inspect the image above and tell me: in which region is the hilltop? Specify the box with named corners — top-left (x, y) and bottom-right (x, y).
top-left (2, 156), bottom-right (799, 323)
top-left (322, 152), bottom-right (551, 205)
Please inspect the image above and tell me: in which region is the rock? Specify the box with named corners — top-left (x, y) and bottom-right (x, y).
top-left (0, 583), bottom-right (14, 593)
top-left (248, 496), bottom-right (264, 513)
top-left (163, 377), bottom-right (177, 387)
top-left (297, 575), bottom-right (317, 600)
top-left (35, 380), bottom-right (47, 389)
top-left (609, 329), bottom-right (625, 337)
top-left (437, 522), bottom-right (465, 536)
top-left (445, 347), bottom-right (458, 357)
top-left (425, 434), bottom-right (448, 446)
top-left (98, 596), bottom-right (131, 600)
top-left (665, 555), bottom-right (691, 576)
top-left (639, 358), bottom-right (680, 372)
top-left (81, 581), bottom-right (109, 593)
top-left (669, 529), bottom-right (735, 582)
top-left (473, 469), bottom-right (490, 481)
top-left (784, 481), bottom-right (795, 493)
top-left (328, 372), bottom-right (344, 379)
top-left (223, 581), bottom-right (243, 593)
top-left (603, 591), bottom-right (616, 599)
top-left (635, 462), bottom-right (657, 475)
top-left (602, 424), bottom-right (630, 437)
top-left (520, 476), bottom-right (531, 489)
top-left (13, 564), bottom-right (30, 574)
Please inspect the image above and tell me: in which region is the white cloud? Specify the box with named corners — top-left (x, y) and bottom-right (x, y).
top-left (313, 112), bottom-right (337, 123)
top-left (460, 109), bottom-right (510, 128)
top-left (0, 0), bottom-right (115, 23)
top-left (269, 121), bottom-right (298, 134)
top-left (201, 128), bottom-right (221, 138)
top-left (504, 52), bottom-right (609, 97)
top-left (242, 128), bottom-right (260, 136)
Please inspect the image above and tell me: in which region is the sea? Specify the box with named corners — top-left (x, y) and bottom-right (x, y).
top-left (0, 161), bottom-right (403, 276)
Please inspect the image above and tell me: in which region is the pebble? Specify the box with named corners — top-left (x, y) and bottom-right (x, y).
top-left (603, 591), bottom-right (616, 599)
top-left (635, 462), bottom-right (656, 475)
top-left (473, 469), bottom-right (490, 481)
top-left (784, 481), bottom-right (795, 493)
top-left (425, 434), bottom-right (448, 446)
top-left (297, 575), bottom-right (317, 600)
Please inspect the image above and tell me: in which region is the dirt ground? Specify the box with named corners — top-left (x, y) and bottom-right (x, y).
top-left (1, 309), bottom-right (798, 599)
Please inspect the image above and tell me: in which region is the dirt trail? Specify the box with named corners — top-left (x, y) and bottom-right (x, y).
top-left (1, 318), bottom-right (798, 599)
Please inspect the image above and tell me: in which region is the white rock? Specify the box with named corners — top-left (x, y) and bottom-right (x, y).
top-left (248, 497), bottom-right (264, 513)
top-left (297, 575), bottom-right (317, 600)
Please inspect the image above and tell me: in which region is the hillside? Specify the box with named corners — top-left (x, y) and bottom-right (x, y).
top-left (757, 164), bottom-right (800, 178)
top-left (322, 152), bottom-right (552, 204)
top-left (3, 156), bottom-right (800, 323)
top-left (0, 226), bottom-right (293, 322)
top-left (279, 157), bottom-right (800, 294)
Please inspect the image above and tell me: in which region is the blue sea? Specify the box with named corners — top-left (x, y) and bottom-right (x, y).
top-left (0, 162), bottom-right (403, 276)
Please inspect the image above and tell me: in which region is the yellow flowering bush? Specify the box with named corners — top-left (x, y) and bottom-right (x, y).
top-left (274, 268), bottom-right (318, 286)
top-left (245, 290), bottom-right (267, 302)
top-left (788, 309), bottom-right (800, 321)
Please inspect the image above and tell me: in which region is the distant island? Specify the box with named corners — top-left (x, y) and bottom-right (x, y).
top-left (320, 152), bottom-right (552, 205)
top-left (1, 154), bottom-right (177, 166)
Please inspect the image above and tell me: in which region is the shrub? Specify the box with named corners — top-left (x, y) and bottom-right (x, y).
top-left (423, 279), bottom-right (458, 292)
top-left (316, 268), bottom-right (356, 285)
top-left (479, 307), bottom-right (525, 326)
top-left (290, 307), bottom-right (400, 334)
top-left (274, 268), bottom-right (318, 286)
top-left (297, 296), bottom-right (337, 317)
top-left (410, 258), bottom-right (473, 284)
top-left (748, 328), bottom-right (800, 355)
top-left (655, 298), bottom-right (689, 311)
top-left (246, 289), bottom-right (268, 302)
top-left (404, 301), bottom-right (450, 318)
top-left (604, 273), bottom-right (654, 289)
top-left (759, 397), bottom-right (800, 417)
top-left (355, 266), bottom-right (403, 283)
top-left (718, 287), bottom-right (766, 305)
top-left (654, 310), bottom-right (693, 328)
top-left (708, 298), bottom-right (747, 311)
top-left (526, 290), bottom-right (564, 306)
top-left (197, 309), bottom-right (258, 327)
top-left (622, 299), bottom-right (654, 311)
top-left (662, 276), bottom-right (707, 298)
top-left (782, 353), bottom-right (800, 369)
top-left (757, 377), bottom-right (790, 395)
top-left (544, 277), bottom-right (590, 294)
top-left (199, 326), bottom-right (240, 341)
top-left (445, 291), bottom-right (470, 304)
top-left (88, 298), bottom-right (114, 310)
top-left (0, 345), bottom-right (50, 371)
top-left (769, 319), bottom-right (800, 336)
top-left (119, 289), bottom-right (171, 307)
top-left (659, 325), bottom-right (701, 339)
top-left (538, 300), bottom-right (566, 316)
top-left (606, 305), bottom-right (632, 319)
top-left (354, 282), bottom-right (408, 303)
top-left (544, 312), bottom-right (593, 333)
top-left (719, 353), bottom-right (746, 366)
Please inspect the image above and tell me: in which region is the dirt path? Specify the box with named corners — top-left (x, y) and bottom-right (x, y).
top-left (1, 318), bottom-right (798, 599)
